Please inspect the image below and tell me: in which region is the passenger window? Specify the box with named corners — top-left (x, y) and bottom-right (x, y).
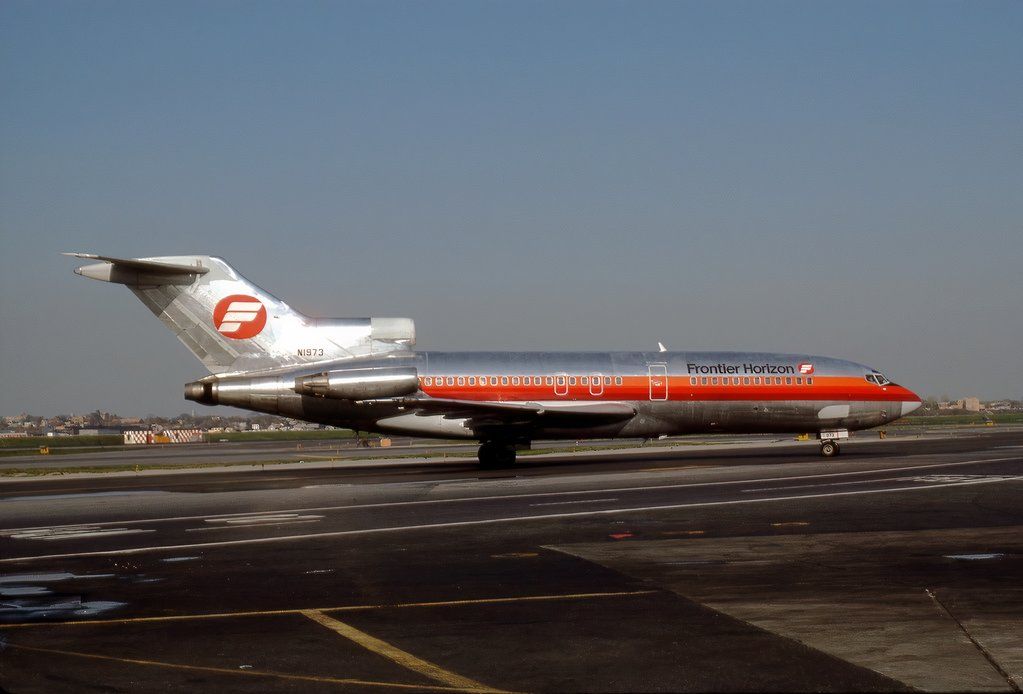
top-left (712, 377), bottom-right (718, 385)
top-left (615, 376), bottom-right (623, 385)
top-left (701, 377), bottom-right (708, 385)
top-left (556, 376), bottom-right (566, 386)
top-left (468, 377), bottom-right (476, 386)
top-left (775, 377), bottom-right (782, 385)
top-left (423, 377), bottom-right (432, 386)
top-left (511, 376), bottom-right (520, 386)
top-left (546, 376), bottom-right (554, 386)
top-left (785, 377), bottom-right (792, 385)
top-left (457, 376), bottom-right (465, 386)
top-left (604, 376), bottom-right (612, 385)
top-left (569, 377), bottom-right (577, 386)
top-left (690, 377), bottom-right (697, 386)
top-left (501, 377), bottom-right (509, 385)
top-left (743, 377), bottom-right (750, 385)
top-left (754, 377), bottom-right (760, 385)
top-left (796, 377), bottom-right (802, 385)
top-left (490, 376), bottom-right (498, 386)
top-left (807, 377), bottom-right (813, 385)
top-left (732, 378), bottom-right (740, 385)
top-left (580, 376), bottom-right (588, 385)
top-left (446, 377), bottom-right (454, 386)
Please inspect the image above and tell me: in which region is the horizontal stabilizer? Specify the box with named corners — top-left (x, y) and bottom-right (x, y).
top-left (64, 252), bottom-right (208, 285)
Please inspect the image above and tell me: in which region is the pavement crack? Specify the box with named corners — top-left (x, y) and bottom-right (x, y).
top-left (925, 588), bottom-right (1020, 692)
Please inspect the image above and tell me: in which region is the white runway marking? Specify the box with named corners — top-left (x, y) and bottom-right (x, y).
top-left (2, 526), bottom-right (155, 541)
top-left (186, 520), bottom-right (321, 533)
top-left (2, 455), bottom-right (1018, 535)
top-left (3, 474), bottom-right (1022, 564)
top-left (910, 474), bottom-right (1018, 483)
top-left (205, 514), bottom-right (323, 525)
top-left (530, 498), bottom-right (619, 507)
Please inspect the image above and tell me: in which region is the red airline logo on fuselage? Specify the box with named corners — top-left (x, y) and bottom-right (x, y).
top-left (799, 363), bottom-right (814, 375)
top-left (213, 295), bottom-right (267, 339)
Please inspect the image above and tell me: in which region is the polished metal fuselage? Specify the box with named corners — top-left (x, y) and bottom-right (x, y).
top-left (212, 350), bottom-right (918, 442)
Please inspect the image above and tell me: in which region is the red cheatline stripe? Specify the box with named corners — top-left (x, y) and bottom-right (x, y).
top-left (417, 376), bottom-right (913, 403)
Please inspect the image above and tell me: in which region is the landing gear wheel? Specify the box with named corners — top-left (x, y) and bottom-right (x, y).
top-left (478, 442), bottom-right (516, 468)
top-left (820, 440), bottom-right (840, 457)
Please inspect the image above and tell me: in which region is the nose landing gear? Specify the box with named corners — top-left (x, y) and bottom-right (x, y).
top-left (817, 429), bottom-right (848, 457)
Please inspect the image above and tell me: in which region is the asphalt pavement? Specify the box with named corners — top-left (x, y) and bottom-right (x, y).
top-left (1, 429), bottom-right (1021, 692)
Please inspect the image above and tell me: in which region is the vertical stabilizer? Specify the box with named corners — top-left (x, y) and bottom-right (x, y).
top-left (65, 253), bottom-right (414, 374)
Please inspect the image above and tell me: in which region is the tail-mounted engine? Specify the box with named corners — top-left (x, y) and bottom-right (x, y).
top-left (184, 364), bottom-right (419, 409)
top-left (293, 366), bottom-right (419, 400)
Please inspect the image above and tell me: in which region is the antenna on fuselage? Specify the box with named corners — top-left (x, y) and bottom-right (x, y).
top-left (657, 342), bottom-right (668, 352)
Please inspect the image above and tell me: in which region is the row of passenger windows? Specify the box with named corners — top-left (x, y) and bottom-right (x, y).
top-left (421, 375), bottom-right (813, 387)
top-left (690, 376), bottom-right (813, 386)
top-left (422, 375), bottom-right (625, 387)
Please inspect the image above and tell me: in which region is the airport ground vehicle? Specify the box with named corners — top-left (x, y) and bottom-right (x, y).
top-left (67, 253), bottom-right (921, 466)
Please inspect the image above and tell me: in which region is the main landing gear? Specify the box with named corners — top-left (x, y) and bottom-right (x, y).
top-left (819, 440), bottom-right (841, 457)
top-left (477, 441), bottom-right (517, 468)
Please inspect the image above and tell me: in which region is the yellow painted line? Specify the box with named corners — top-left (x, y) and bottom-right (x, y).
top-left (5, 643), bottom-right (477, 691)
top-left (303, 610), bottom-right (502, 693)
top-left (771, 521), bottom-right (810, 527)
top-left (0, 590), bottom-right (657, 630)
top-left (489, 552), bottom-right (540, 559)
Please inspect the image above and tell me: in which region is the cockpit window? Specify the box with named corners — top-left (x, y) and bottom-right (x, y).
top-left (865, 372), bottom-right (892, 386)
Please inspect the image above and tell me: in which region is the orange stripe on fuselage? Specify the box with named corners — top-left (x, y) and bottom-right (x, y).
top-left (420, 376), bottom-right (915, 403)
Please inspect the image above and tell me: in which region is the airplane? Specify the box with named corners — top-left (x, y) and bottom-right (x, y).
top-left (66, 253), bottom-right (922, 466)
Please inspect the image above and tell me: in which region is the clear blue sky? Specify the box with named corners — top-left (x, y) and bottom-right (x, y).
top-left (1, 1), bottom-right (1021, 416)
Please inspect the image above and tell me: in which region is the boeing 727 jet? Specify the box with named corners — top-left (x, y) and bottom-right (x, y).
top-left (67, 253), bottom-right (922, 466)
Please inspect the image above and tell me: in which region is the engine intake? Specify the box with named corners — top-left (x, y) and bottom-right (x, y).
top-left (294, 366), bottom-right (419, 400)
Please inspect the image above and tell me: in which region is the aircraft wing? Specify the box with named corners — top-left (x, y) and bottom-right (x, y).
top-left (361, 397), bottom-right (636, 428)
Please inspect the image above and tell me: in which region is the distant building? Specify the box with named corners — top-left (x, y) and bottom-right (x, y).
top-left (944, 397), bottom-right (982, 412)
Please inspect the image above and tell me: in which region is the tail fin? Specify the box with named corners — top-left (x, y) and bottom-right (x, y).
top-left (65, 253), bottom-right (415, 374)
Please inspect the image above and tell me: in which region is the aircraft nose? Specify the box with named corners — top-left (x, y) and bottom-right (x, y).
top-left (901, 394), bottom-right (923, 417)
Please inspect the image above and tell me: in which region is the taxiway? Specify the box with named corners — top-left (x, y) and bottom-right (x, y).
top-left (1, 429), bottom-right (1021, 692)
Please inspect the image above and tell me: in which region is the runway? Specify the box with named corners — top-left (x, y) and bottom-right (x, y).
top-left (2, 429), bottom-right (1022, 692)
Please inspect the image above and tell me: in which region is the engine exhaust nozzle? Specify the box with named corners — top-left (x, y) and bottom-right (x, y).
top-left (184, 380), bottom-right (218, 405)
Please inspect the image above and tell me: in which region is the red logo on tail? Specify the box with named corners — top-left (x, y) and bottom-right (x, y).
top-left (213, 295), bottom-right (267, 339)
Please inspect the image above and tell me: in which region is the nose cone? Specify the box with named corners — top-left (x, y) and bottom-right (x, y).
top-left (900, 390), bottom-right (923, 417)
